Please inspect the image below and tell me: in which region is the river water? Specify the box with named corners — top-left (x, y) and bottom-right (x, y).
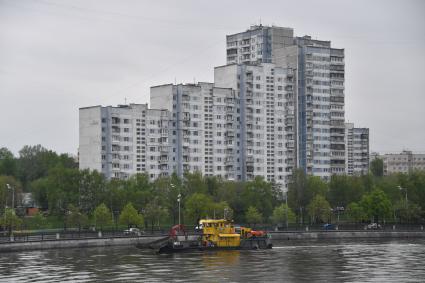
top-left (1, 238), bottom-right (424, 282)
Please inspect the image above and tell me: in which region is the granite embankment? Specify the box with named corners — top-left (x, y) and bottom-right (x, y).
top-left (0, 235), bottom-right (165, 253)
top-left (1, 230), bottom-right (425, 252)
top-left (271, 230), bottom-right (425, 241)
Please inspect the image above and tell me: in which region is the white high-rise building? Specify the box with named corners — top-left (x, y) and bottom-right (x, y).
top-left (79, 24), bottom-right (368, 186)
top-left (79, 104), bottom-right (171, 180)
top-left (214, 63), bottom-right (296, 186)
top-left (226, 27), bottom-right (346, 181)
top-left (345, 123), bottom-right (369, 175)
top-left (226, 25), bottom-right (294, 65)
top-left (150, 83), bottom-right (240, 180)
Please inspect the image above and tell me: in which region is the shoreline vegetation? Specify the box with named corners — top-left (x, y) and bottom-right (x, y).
top-left (1, 145), bottom-right (425, 236)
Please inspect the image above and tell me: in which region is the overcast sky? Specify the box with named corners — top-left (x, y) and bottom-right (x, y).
top-left (1, 0), bottom-right (424, 156)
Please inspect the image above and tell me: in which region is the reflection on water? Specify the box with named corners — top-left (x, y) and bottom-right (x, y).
top-left (1, 239), bottom-right (425, 282)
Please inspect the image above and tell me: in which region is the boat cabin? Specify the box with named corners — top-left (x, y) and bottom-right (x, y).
top-left (199, 219), bottom-right (240, 248)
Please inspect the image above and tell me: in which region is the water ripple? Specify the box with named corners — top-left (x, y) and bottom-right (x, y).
top-left (0, 239), bottom-right (425, 282)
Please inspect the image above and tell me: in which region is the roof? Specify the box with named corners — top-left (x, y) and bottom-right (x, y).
top-left (219, 234), bottom-right (240, 238)
top-left (199, 219), bottom-right (231, 224)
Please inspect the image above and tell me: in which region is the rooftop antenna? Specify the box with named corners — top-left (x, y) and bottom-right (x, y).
top-left (259, 17), bottom-right (262, 26)
top-left (124, 97), bottom-right (127, 104)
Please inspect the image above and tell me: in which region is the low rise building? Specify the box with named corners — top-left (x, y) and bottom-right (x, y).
top-left (372, 151), bottom-right (425, 175)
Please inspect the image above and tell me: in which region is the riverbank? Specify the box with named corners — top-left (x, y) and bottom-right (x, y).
top-left (0, 235), bottom-right (166, 253)
top-left (271, 230), bottom-right (425, 241)
top-left (1, 230), bottom-right (425, 253)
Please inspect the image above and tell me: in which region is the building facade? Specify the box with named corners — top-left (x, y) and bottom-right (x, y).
top-left (214, 63), bottom-right (296, 186)
top-left (79, 24), bottom-right (368, 186)
top-left (345, 123), bottom-right (369, 175)
top-left (226, 27), bottom-right (346, 181)
top-left (150, 83), bottom-right (241, 181)
top-left (371, 151), bottom-right (425, 175)
top-left (226, 25), bottom-right (294, 65)
top-left (79, 104), bottom-right (171, 180)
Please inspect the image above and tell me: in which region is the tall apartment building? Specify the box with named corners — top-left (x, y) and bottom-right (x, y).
top-left (226, 26), bottom-right (346, 181)
top-left (345, 123), bottom-right (369, 175)
top-left (371, 151), bottom-right (425, 175)
top-left (79, 104), bottom-right (171, 180)
top-left (214, 63), bottom-right (296, 185)
top-left (79, 24), bottom-right (366, 185)
top-left (226, 25), bottom-right (294, 65)
top-left (150, 83), bottom-right (241, 181)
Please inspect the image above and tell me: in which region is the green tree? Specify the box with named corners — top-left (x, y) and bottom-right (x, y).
top-left (394, 201), bottom-right (422, 224)
top-left (18, 145), bottom-right (76, 189)
top-left (94, 203), bottom-right (111, 231)
top-left (144, 198), bottom-right (168, 232)
top-left (360, 189), bottom-right (392, 223)
top-left (152, 174), bottom-right (181, 225)
top-left (30, 177), bottom-right (50, 210)
top-left (347, 202), bottom-right (366, 223)
top-left (287, 169), bottom-right (309, 224)
top-left (119, 203), bottom-right (144, 229)
top-left (183, 171), bottom-right (208, 195)
top-left (0, 176), bottom-right (22, 214)
top-left (271, 204), bottom-right (296, 227)
top-left (0, 147), bottom-right (17, 177)
top-left (185, 193), bottom-right (213, 224)
top-left (45, 166), bottom-right (81, 214)
top-left (245, 206), bottom-right (262, 226)
top-left (124, 174), bottom-right (153, 213)
top-left (242, 176), bottom-right (277, 221)
top-left (66, 204), bottom-right (88, 231)
top-left (370, 158), bottom-right (384, 177)
top-left (307, 195), bottom-right (331, 224)
top-left (212, 201), bottom-right (234, 220)
top-left (216, 181), bottom-right (244, 222)
top-left (328, 175), bottom-right (364, 208)
top-left (79, 169), bottom-right (106, 215)
top-left (205, 176), bottom-right (223, 201)
top-left (26, 212), bottom-right (46, 230)
top-left (307, 176), bottom-right (328, 198)
top-left (1, 208), bottom-right (22, 234)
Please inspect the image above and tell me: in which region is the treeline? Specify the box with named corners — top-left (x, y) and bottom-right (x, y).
top-left (287, 165), bottom-right (425, 225)
top-left (1, 145), bottom-right (425, 232)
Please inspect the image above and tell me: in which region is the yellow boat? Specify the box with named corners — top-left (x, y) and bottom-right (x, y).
top-left (145, 219), bottom-right (272, 253)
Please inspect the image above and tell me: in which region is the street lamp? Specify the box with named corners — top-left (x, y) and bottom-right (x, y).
top-left (177, 193), bottom-right (181, 226)
top-left (6, 184), bottom-right (15, 239)
top-left (171, 184), bottom-right (181, 226)
top-left (398, 185), bottom-right (408, 209)
top-left (6, 184), bottom-right (15, 211)
top-left (285, 189), bottom-right (289, 229)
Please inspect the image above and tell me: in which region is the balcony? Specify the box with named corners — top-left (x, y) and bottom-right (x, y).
top-left (225, 130), bottom-right (235, 138)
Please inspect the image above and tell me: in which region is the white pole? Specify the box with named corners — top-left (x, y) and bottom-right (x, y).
top-left (285, 190), bottom-right (288, 229)
top-left (178, 193), bottom-right (181, 226)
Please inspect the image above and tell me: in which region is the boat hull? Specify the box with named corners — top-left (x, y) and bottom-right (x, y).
top-left (149, 236), bottom-right (272, 254)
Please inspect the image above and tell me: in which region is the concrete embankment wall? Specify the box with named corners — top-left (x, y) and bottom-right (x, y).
top-left (0, 236), bottom-right (165, 253)
top-left (270, 231), bottom-right (425, 241)
top-left (2, 231), bottom-right (425, 253)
